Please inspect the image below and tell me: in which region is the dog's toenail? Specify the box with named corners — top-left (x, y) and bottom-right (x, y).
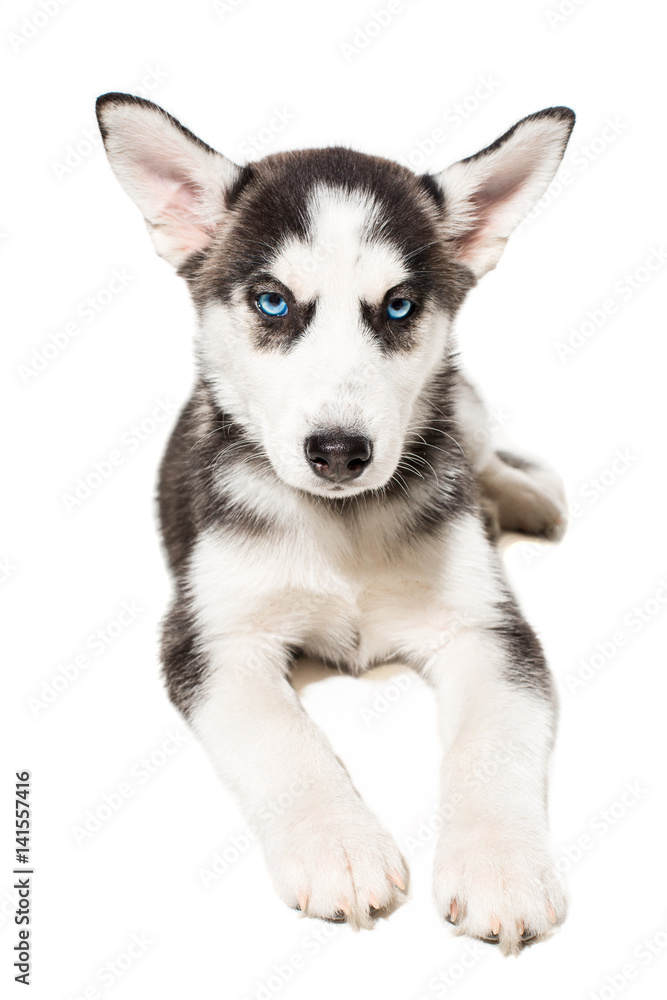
top-left (388, 870), bottom-right (406, 891)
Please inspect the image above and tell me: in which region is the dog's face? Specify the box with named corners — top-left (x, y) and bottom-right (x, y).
top-left (97, 96), bottom-right (574, 498)
top-left (191, 153), bottom-right (475, 498)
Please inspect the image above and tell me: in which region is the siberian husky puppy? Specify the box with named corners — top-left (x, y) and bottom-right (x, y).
top-left (97, 94), bottom-right (574, 955)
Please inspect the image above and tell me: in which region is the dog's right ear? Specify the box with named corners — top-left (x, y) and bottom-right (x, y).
top-left (95, 93), bottom-right (242, 268)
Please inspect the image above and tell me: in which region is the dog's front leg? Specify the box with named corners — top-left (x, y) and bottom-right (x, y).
top-left (412, 611), bottom-right (567, 954)
top-left (172, 628), bottom-right (407, 927)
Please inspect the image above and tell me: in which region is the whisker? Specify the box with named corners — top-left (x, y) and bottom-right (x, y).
top-left (391, 472), bottom-right (410, 498)
top-left (415, 428), bottom-right (466, 458)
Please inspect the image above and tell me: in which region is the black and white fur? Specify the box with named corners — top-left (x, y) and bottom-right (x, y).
top-left (96, 94), bottom-right (574, 955)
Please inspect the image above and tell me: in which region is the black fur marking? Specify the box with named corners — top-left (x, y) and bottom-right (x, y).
top-left (184, 146), bottom-right (476, 321)
top-left (226, 164), bottom-right (255, 208)
top-left (177, 250), bottom-right (208, 283)
top-left (161, 587), bottom-right (210, 718)
top-left (417, 172), bottom-right (445, 209)
top-left (158, 381), bottom-right (274, 575)
top-left (96, 92), bottom-right (227, 161)
top-left (459, 107), bottom-right (575, 166)
top-left (244, 275), bottom-right (317, 351)
top-left (158, 382), bottom-right (287, 715)
top-left (393, 360), bottom-right (478, 534)
top-left (359, 295), bottom-right (420, 353)
top-left (490, 598), bottom-right (553, 699)
top-left (161, 589), bottom-right (299, 717)
top-left (361, 277), bottom-right (470, 353)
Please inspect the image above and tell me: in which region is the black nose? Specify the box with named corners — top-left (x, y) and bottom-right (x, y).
top-left (305, 431), bottom-right (373, 483)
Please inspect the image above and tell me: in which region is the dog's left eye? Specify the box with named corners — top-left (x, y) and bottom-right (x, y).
top-left (257, 292), bottom-right (288, 317)
top-left (386, 297), bottom-right (414, 320)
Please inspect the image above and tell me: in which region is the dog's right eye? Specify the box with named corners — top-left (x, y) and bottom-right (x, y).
top-left (386, 297), bottom-right (415, 320)
top-left (257, 292), bottom-right (288, 317)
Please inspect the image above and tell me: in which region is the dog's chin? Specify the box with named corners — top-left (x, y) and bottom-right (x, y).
top-left (273, 466), bottom-right (395, 500)
top-left (300, 480), bottom-right (374, 499)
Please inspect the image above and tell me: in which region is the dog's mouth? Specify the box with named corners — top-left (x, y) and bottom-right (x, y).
top-left (306, 480), bottom-right (372, 498)
top-left (298, 460), bottom-right (407, 500)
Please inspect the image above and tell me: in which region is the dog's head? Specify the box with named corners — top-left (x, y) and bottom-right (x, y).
top-left (96, 95), bottom-right (573, 498)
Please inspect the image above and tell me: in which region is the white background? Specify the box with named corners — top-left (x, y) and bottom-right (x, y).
top-left (2, 1), bottom-right (666, 998)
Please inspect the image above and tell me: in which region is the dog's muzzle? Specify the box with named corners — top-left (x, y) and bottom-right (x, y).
top-left (304, 431), bottom-right (373, 484)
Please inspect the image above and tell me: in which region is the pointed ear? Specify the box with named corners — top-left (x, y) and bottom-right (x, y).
top-left (431, 107), bottom-right (575, 277)
top-left (95, 93), bottom-right (242, 268)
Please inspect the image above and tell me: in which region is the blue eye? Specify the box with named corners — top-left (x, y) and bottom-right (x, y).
top-left (386, 297), bottom-right (414, 320)
top-left (257, 292), bottom-right (288, 317)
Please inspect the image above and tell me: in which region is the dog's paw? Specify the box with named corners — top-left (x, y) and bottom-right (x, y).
top-left (481, 451), bottom-right (568, 542)
top-left (433, 829), bottom-right (567, 956)
top-left (262, 803), bottom-right (408, 929)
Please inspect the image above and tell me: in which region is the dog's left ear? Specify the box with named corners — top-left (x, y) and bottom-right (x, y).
top-left (431, 107), bottom-right (575, 277)
top-left (96, 93), bottom-right (243, 268)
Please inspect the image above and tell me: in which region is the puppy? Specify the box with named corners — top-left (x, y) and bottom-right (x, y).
top-left (96, 94), bottom-right (574, 955)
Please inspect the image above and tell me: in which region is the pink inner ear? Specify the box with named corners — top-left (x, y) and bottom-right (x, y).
top-left (472, 155), bottom-right (537, 222)
top-left (168, 217), bottom-right (215, 255)
top-left (456, 153), bottom-right (541, 263)
top-left (143, 166), bottom-right (216, 253)
top-left (162, 177), bottom-right (203, 219)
